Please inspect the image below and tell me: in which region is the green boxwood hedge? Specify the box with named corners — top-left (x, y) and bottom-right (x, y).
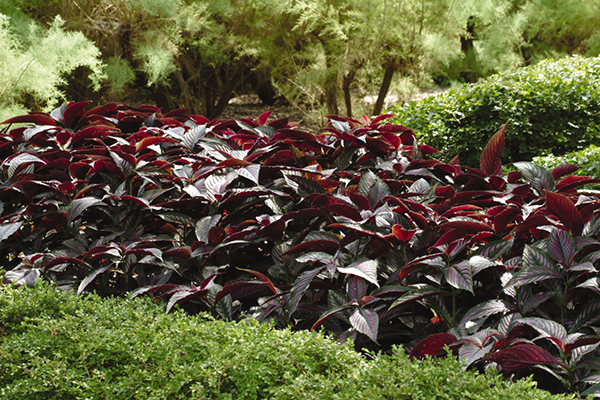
top-left (389, 56), bottom-right (600, 167)
top-left (534, 144), bottom-right (600, 181)
top-left (0, 284), bottom-right (576, 399)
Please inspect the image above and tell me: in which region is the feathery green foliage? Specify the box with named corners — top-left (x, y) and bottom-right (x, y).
top-left (0, 14), bottom-right (105, 121)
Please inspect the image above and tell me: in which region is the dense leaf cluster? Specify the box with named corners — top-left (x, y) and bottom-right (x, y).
top-left (3, 101), bottom-right (600, 395)
top-left (390, 56), bottom-right (600, 167)
top-left (0, 284), bottom-right (575, 399)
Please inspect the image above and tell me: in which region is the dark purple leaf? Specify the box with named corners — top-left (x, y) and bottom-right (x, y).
top-left (288, 267), bottom-right (325, 318)
top-left (522, 244), bottom-right (554, 270)
top-left (130, 283), bottom-right (179, 299)
top-left (287, 175), bottom-right (326, 197)
top-left (482, 343), bottom-right (564, 371)
top-left (4, 268), bottom-right (41, 287)
top-left (388, 285), bottom-right (445, 310)
top-left (493, 207), bottom-right (521, 234)
top-left (520, 292), bottom-right (554, 315)
top-left (322, 201), bottom-right (362, 221)
top-left (551, 164), bottom-right (579, 180)
top-left (358, 170), bottom-right (391, 208)
top-left (350, 307), bottom-right (379, 342)
top-left (459, 342), bottom-right (495, 368)
top-left (72, 125), bottom-right (116, 145)
top-left (0, 221), bottom-right (23, 243)
top-left (547, 228), bottom-right (577, 265)
top-left (565, 337), bottom-right (600, 355)
top-left (460, 299), bottom-right (510, 329)
top-left (469, 256), bottom-right (498, 276)
top-left (557, 176), bottom-right (600, 192)
top-left (480, 124), bottom-right (505, 176)
top-left (370, 285), bottom-right (408, 298)
top-left (238, 268), bottom-right (281, 298)
top-left (63, 101), bottom-right (90, 127)
top-left (311, 305), bottom-right (352, 332)
top-left (445, 261), bottom-right (473, 293)
top-left (347, 276), bottom-right (369, 301)
top-left (214, 281), bottom-right (270, 304)
top-left (337, 259), bottom-right (379, 286)
top-left (409, 332), bottom-right (457, 360)
top-left (77, 265), bottom-right (110, 295)
top-left (66, 197), bottom-right (105, 225)
top-left (438, 220), bottom-right (494, 233)
top-left (166, 287), bottom-right (209, 314)
top-left (545, 191), bottom-right (584, 236)
top-left (519, 317), bottom-right (567, 346)
top-left (398, 255), bottom-right (446, 283)
top-left (332, 147), bottom-right (358, 171)
top-left (44, 257), bottom-right (92, 271)
top-left (6, 153), bottom-right (46, 178)
top-left (572, 299), bottom-right (600, 332)
top-left (327, 223), bottom-right (390, 243)
top-left (513, 161), bottom-right (555, 193)
top-left (504, 265), bottom-right (562, 292)
top-left (1, 113), bottom-right (58, 126)
top-left (284, 240), bottom-right (340, 255)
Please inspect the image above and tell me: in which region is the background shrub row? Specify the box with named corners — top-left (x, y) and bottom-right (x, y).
top-left (390, 56), bottom-right (600, 167)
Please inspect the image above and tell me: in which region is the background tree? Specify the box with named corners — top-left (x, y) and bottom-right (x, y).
top-left (0, 12), bottom-right (105, 122)
top-left (1, 0), bottom-right (599, 120)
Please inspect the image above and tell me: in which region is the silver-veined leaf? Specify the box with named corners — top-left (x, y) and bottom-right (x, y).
top-left (77, 265), bottom-right (110, 296)
top-left (338, 258), bottom-right (379, 287)
top-left (349, 307), bottom-right (379, 342)
top-left (288, 267), bottom-right (325, 318)
top-left (513, 161), bottom-right (555, 193)
top-left (445, 261), bottom-right (473, 293)
top-left (67, 197), bottom-right (105, 225)
top-left (358, 170), bottom-right (390, 208)
top-left (0, 221), bottom-right (23, 243)
top-left (459, 299), bottom-right (510, 330)
top-left (547, 228), bottom-right (577, 265)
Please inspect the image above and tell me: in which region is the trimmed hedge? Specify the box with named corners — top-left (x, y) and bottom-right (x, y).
top-left (534, 144), bottom-right (600, 181)
top-left (390, 56), bottom-right (600, 167)
top-left (0, 284), bottom-right (576, 399)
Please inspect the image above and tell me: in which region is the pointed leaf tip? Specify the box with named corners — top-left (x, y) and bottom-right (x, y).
top-left (480, 124), bottom-right (506, 176)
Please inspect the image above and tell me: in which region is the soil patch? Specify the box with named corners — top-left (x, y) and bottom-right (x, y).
top-left (220, 88), bottom-right (447, 132)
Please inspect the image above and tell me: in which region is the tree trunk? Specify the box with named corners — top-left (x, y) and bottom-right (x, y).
top-left (372, 58), bottom-right (397, 116)
top-left (316, 34), bottom-right (340, 115)
top-left (201, 87), bottom-right (213, 119)
top-left (324, 66), bottom-right (339, 115)
top-left (342, 69), bottom-right (356, 117)
top-left (210, 66), bottom-right (247, 119)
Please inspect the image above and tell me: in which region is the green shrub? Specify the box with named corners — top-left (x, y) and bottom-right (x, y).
top-left (534, 144), bottom-right (600, 180)
top-left (0, 284), bottom-right (576, 399)
top-left (389, 56), bottom-right (600, 167)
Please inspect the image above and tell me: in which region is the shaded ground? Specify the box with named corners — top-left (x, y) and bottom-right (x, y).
top-left (220, 94), bottom-right (325, 132)
top-left (220, 88), bottom-right (447, 132)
